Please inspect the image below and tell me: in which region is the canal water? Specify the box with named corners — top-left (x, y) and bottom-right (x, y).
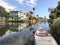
top-left (0, 22), bottom-right (50, 45)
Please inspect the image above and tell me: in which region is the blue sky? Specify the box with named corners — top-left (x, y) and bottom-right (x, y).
top-left (0, 0), bottom-right (60, 18)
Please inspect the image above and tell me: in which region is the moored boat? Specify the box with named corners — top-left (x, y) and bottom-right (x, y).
top-left (35, 27), bottom-right (58, 45)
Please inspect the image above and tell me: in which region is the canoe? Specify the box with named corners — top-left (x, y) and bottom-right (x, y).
top-left (35, 27), bottom-right (58, 45)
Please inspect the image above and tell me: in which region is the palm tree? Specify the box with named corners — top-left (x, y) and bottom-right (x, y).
top-left (29, 11), bottom-right (33, 14)
top-left (37, 15), bottom-right (38, 17)
top-left (33, 7), bottom-right (35, 11)
top-left (33, 7), bottom-right (35, 14)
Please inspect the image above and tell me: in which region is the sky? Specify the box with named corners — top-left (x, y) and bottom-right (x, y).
top-left (0, 0), bottom-right (60, 18)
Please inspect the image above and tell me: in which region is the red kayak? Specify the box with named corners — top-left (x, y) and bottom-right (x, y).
top-left (35, 27), bottom-right (50, 36)
top-left (35, 27), bottom-right (58, 45)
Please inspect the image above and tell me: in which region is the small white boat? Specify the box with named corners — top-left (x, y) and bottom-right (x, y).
top-left (35, 27), bottom-right (58, 45)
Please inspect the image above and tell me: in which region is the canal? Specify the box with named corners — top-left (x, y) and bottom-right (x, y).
top-left (0, 22), bottom-right (50, 45)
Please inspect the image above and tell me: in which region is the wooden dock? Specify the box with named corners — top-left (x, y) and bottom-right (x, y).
top-left (35, 35), bottom-right (58, 45)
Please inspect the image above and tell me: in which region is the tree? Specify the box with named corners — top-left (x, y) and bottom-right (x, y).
top-left (51, 18), bottom-right (60, 44)
top-left (0, 6), bottom-right (7, 17)
top-left (29, 11), bottom-right (33, 14)
top-left (33, 7), bottom-right (35, 11)
top-left (49, 1), bottom-right (60, 44)
top-left (37, 15), bottom-right (38, 17)
top-left (6, 9), bottom-right (11, 14)
top-left (58, 1), bottom-right (60, 5)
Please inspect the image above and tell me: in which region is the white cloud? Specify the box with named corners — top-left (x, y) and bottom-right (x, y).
top-left (26, 0), bottom-right (37, 5)
top-left (26, 3), bottom-right (34, 7)
top-left (16, 0), bottom-right (24, 4)
top-left (26, 0), bottom-right (37, 7)
top-left (0, 0), bottom-right (16, 10)
top-left (16, 0), bottom-right (37, 7)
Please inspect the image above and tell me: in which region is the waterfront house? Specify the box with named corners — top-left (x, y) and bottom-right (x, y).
top-left (0, 6), bottom-right (6, 21)
top-left (8, 11), bottom-right (19, 21)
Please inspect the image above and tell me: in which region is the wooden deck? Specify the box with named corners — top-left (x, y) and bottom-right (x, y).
top-left (35, 35), bottom-right (58, 45)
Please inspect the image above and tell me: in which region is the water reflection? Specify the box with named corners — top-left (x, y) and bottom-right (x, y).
top-left (0, 22), bottom-right (32, 36)
top-left (0, 31), bottom-right (34, 45)
top-left (18, 23), bottom-right (29, 31)
top-left (0, 22), bottom-right (50, 45)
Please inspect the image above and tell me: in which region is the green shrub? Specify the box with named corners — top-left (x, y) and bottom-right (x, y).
top-left (53, 17), bottom-right (60, 35)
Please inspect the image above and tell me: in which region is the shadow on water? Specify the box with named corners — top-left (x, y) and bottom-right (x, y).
top-left (0, 22), bottom-right (50, 45)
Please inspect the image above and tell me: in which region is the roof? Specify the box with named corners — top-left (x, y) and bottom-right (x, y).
top-left (11, 11), bottom-right (19, 13)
